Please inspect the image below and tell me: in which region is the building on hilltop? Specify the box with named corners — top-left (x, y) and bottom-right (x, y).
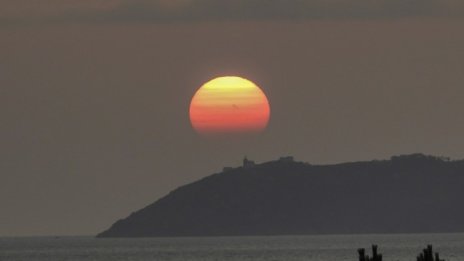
top-left (243, 156), bottom-right (255, 168)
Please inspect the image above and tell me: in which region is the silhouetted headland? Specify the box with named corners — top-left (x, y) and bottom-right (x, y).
top-left (97, 154), bottom-right (464, 237)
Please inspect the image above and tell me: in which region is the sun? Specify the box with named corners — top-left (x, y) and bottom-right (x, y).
top-left (189, 76), bottom-right (270, 134)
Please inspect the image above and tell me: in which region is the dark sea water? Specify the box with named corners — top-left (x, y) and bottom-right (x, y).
top-left (1, 233), bottom-right (463, 261)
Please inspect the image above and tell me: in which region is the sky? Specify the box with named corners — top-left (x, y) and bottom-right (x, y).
top-left (1, 1), bottom-right (464, 236)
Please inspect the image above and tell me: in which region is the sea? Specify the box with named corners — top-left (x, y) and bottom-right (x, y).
top-left (1, 233), bottom-right (463, 261)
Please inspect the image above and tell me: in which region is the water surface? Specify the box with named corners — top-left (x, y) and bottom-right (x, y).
top-left (1, 233), bottom-right (463, 261)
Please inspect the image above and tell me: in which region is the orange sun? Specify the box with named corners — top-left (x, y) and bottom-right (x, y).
top-left (189, 76), bottom-right (270, 134)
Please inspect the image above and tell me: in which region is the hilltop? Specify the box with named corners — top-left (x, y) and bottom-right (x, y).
top-left (97, 154), bottom-right (464, 237)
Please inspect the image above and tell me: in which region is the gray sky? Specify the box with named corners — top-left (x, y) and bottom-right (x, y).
top-left (2, 0), bottom-right (464, 25)
top-left (1, 1), bottom-right (464, 236)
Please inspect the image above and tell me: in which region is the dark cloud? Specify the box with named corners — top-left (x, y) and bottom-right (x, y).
top-left (1, 0), bottom-right (464, 26)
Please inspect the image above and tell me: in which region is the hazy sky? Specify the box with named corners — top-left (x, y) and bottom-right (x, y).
top-left (1, 1), bottom-right (464, 236)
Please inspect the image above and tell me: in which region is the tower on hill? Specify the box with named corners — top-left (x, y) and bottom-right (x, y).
top-left (243, 156), bottom-right (255, 168)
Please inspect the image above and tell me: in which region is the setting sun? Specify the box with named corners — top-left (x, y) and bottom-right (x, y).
top-left (189, 76), bottom-right (270, 134)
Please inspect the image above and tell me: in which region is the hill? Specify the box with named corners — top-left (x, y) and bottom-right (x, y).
top-left (97, 154), bottom-right (464, 237)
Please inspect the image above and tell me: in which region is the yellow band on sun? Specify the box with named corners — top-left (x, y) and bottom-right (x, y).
top-left (189, 76), bottom-right (270, 134)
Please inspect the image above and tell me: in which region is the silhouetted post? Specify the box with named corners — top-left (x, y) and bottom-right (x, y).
top-left (371, 245), bottom-right (382, 261)
top-left (359, 245), bottom-right (384, 261)
top-left (416, 245), bottom-right (444, 261)
top-left (427, 245), bottom-right (433, 261)
top-left (358, 248), bottom-right (366, 261)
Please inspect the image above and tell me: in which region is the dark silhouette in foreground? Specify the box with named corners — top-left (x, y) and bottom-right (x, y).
top-left (416, 245), bottom-right (445, 261)
top-left (98, 154), bottom-right (464, 237)
top-left (358, 245), bottom-right (445, 261)
top-left (358, 245), bottom-right (382, 261)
